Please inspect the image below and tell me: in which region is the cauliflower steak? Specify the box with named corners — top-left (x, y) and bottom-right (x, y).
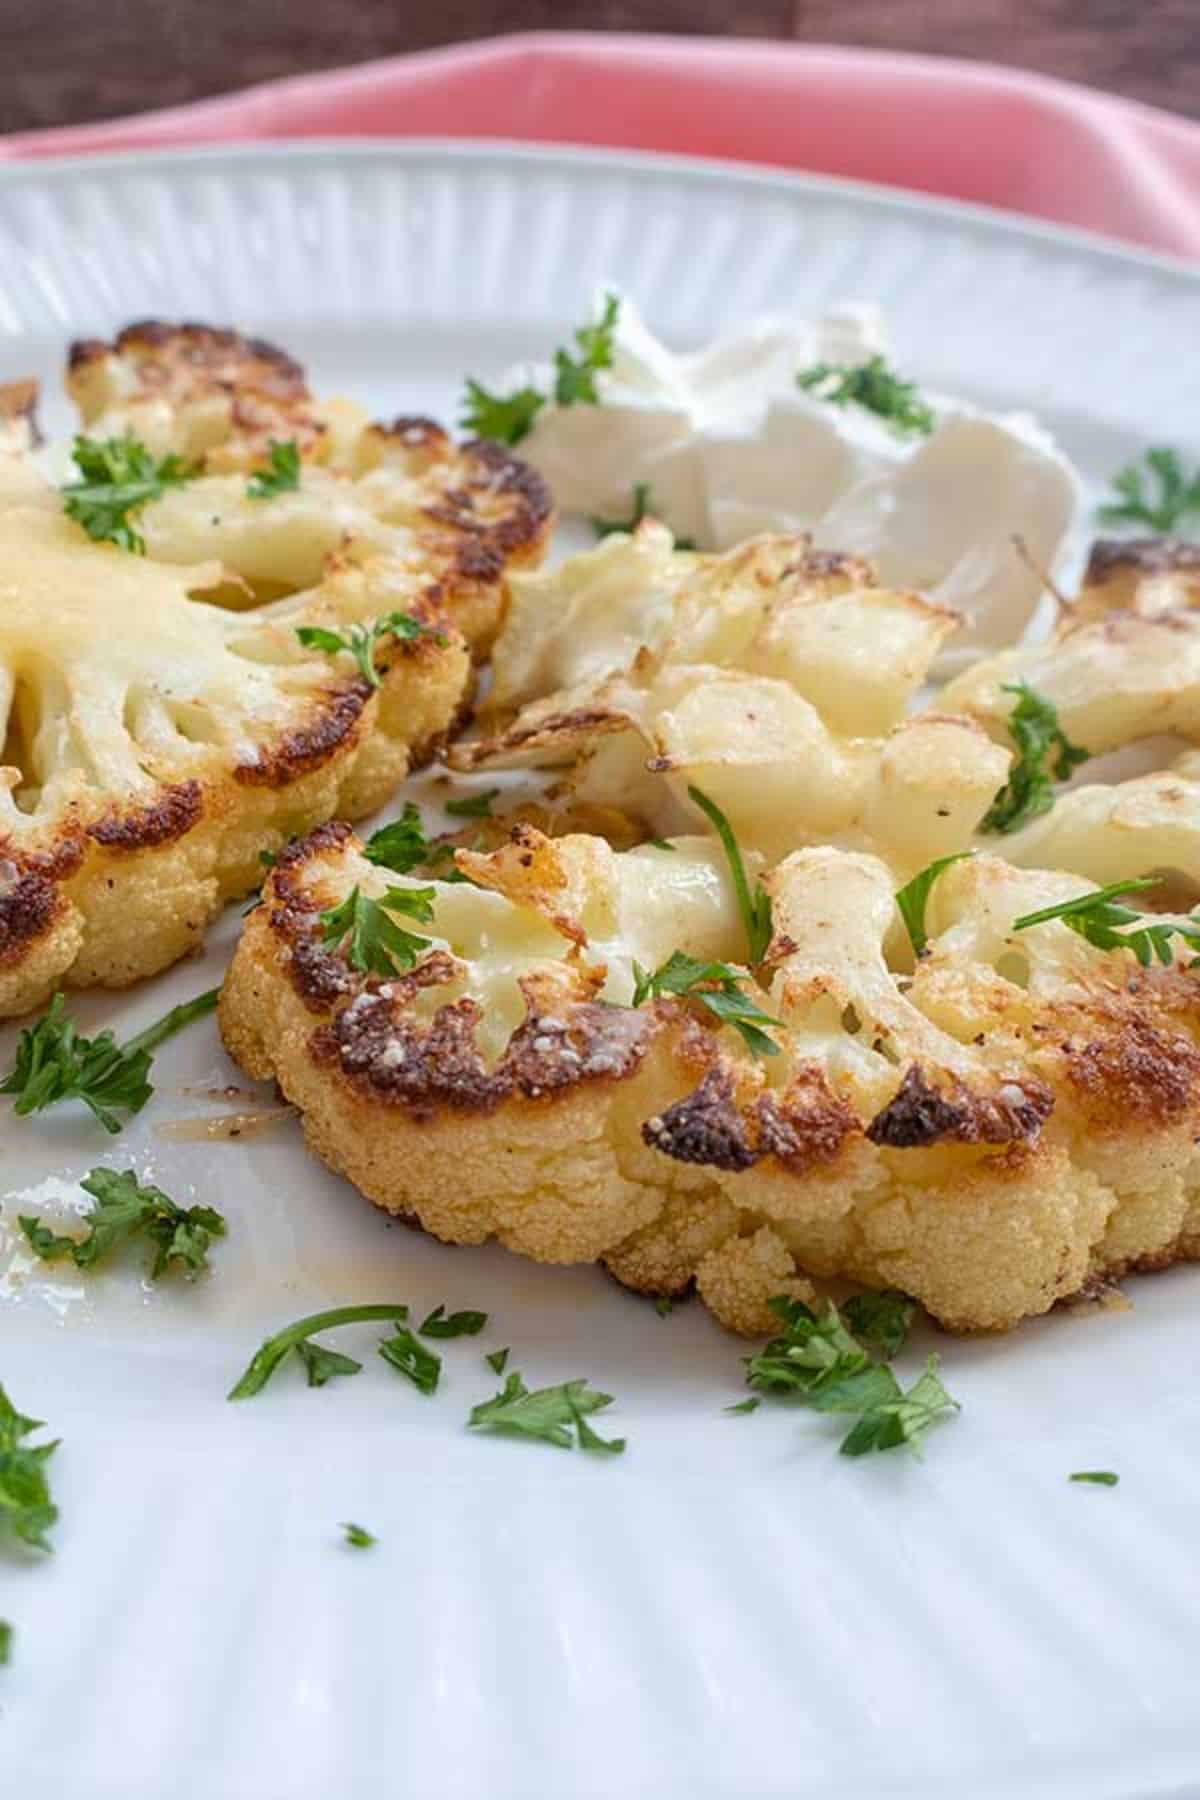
top-left (219, 816), bottom-right (1200, 1336)
top-left (0, 500), bottom-right (469, 1016)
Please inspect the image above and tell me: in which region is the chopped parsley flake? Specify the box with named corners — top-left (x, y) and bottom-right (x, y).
top-left (797, 355), bottom-right (934, 437)
top-left (468, 1372), bottom-right (625, 1454)
top-left (228, 1303), bottom-right (413, 1399)
top-left (461, 293), bottom-right (622, 444)
top-left (296, 610), bottom-right (438, 690)
top-left (20, 1167), bottom-right (225, 1279)
top-left (340, 1521), bottom-right (376, 1548)
top-left (444, 788), bottom-right (500, 820)
top-left (378, 1327), bottom-right (441, 1396)
top-left (418, 1304), bottom-right (488, 1339)
top-left (687, 784), bottom-right (773, 963)
top-left (981, 683), bottom-right (1089, 835)
top-left (1013, 877), bottom-right (1200, 967)
top-left (0, 1383), bottom-right (59, 1552)
top-left (61, 433), bottom-right (193, 553)
top-left (895, 853), bottom-right (974, 957)
top-left (319, 884), bottom-right (435, 977)
top-left (0, 986), bottom-right (218, 1134)
top-left (1099, 448), bottom-right (1200, 534)
top-left (246, 438), bottom-right (301, 499)
top-left (1069, 1470), bottom-right (1119, 1487)
top-left (631, 950), bottom-right (781, 1058)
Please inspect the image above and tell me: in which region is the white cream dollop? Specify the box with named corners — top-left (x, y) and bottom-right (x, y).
top-left (499, 294), bottom-right (1082, 665)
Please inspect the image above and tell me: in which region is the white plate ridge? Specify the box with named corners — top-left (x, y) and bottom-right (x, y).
top-left (0, 141), bottom-right (1198, 1800)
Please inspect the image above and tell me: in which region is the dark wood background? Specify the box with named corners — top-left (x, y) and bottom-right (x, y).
top-left (3, 1), bottom-right (1197, 135)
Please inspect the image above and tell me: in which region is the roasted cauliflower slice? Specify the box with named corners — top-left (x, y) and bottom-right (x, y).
top-left (219, 819), bottom-right (1200, 1336)
top-left (0, 502), bottom-right (469, 1016)
top-left (219, 822), bottom-right (748, 1264)
top-left (64, 322), bottom-right (553, 652)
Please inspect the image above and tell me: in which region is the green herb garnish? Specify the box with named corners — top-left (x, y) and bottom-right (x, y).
top-left (319, 884), bottom-right (435, 977)
top-left (797, 355), bottom-right (934, 437)
top-left (228, 1303), bottom-right (413, 1399)
top-left (590, 481), bottom-right (695, 547)
top-left (631, 950), bottom-right (780, 1058)
top-left (1013, 877), bottom-right (1200, 967)
top-left (485, 1347), bottom-right (510, 1376)
top-left (459, 380), bottom-right (546, 447)
top-left (1098, 448), bottom-right (1200, 534)
top-left (468, 1372), bottom-right (625, 1454)
top-left (246, 438), bottom-right (301, 500)
top-left (20, 1168), bottom-right (225, 1279)
top-left (461, 293), bottom-right (622, 444)
top-left (341, 1521), bottom-right (376, 1548)
top-left (0, 1384), bottom-right (59, 1552)
top-left (0, 1621), bottom-right (11, 1665)
top-left (686, 784), bottom-right (773, 962)
top-left (842, 1289), bottom-right (916, 1358)
top-left (895, 853), bottom-right (974, 957)
top-left (554, 291), bottom-right (621, 405)
top-left (418, 1304), bottom-right (488, 1339)
top-left (724, 1397), bottom-right (761, 1416)
top-left (295, 1340), bottom-right (363, 1388)
top-left (981, 682), bottom-right (1089, 835)
top-left (378, 1326), bottom-right (441, 1396)
top-left (1069, 1470), bottom-right (1119, 1487)
top-left (61, 433), bottom-right (193, 553)
top-left (363, 803), bottom-right (431, 874)
top-left (654, 1296), bottom-right (673, 1318)
top-left (444, 788), bottom-right (500, 820)
top-left (296, 610), bottom-right (435, 690)
top-left (1, 986), bottom-right (219, 1134)
top-left (744, 1295), bottom-right (958, 1459)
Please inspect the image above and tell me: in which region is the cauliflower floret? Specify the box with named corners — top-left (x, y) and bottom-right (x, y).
top-left (455, 529), bottom-right (1005, 872)
top-left (0, 501), bottom-right (470, 1016)
top-left (219, 821), bottom-right (1200, 1336)
top-left (65, 323), bottom-right (554, 654)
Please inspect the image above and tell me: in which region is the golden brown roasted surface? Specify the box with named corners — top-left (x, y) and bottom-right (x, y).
top-left (65, 320), bottom-right (554, 654)
top-left (219, 817), bottom-right (1200, 1337)
top-left (0, 495), bottom-right (470, 1017)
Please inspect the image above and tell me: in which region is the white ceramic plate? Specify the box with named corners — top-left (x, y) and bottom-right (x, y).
top-left (2, 142), bottom-right (1199, 1800)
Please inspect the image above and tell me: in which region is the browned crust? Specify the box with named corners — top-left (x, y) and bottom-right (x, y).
top-left (755, 1071), bottom-right (859, 1171)
top-left (0, 377), bottom-right (40, 442)
top-left (642, 1070), bottom-right (758, 1171)
top-left (436, 437), bottom-right (555, 569)
top-left (1060, 1017), bottom-right (1200, 1128)
top-left (0, 867), bottom-right (65, 966)
top-left (864, 1065), bottom-right (1054, 1149)
top-left (69, 320), bottom-right (308, 393)
top-left (1086, 537), bottom-right (1200, 583)
top-left (234, 685), bottom-right (369, 788)
top-left (87, 779), bottom-right (203, 849)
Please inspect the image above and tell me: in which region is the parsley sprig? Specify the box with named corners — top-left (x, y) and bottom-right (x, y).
top-left (895, 852), bottom-right (974, 957)
top-left (341, 1522), bottom-right (376, 1548)
top-left (0, 1383), bottom-right (59, 1552)
top-left (461, 293), bottom-right (622, 445)
top-left (246, 438), bottom-right (301, 500)
top-left (296, 610), bottom-right (439, 690)
top-left (319, 884), bottom-right (435, 977)
top-left (468, 1372), bottom-right (625, 1454)
top-left (981, 682), bottom-right (1089, 835)
top-left (363, 803), bottom-right (432, 873)
top-left (229, 1300), bottom-right (487, 1398)
top-left (744, 1294), bottom-right (957, 1458)
top-left (631, 950), bottom-right (780, 1058)
top-left (1, 987), bottom-right (219, 1134)
top-left (61, 433), bottom-right (193, 554)
top-left (444, 788), bottom-right (500, 820)
top-left (19, 1168), bottom-right (225, 1279)
top-left (687, 785), bottom-right (773, 963)
top-left (797, 355), bottom-right (934, 437)
top-left (1098, 448), bottom-right (1200, 534)
top-left (1013, 877), bottom-right (1200, 967)
top-left (228, 1303), bottom-right (415, 1399)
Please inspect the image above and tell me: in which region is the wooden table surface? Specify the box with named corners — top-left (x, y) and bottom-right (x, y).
top-left (3, 0), bottom-right (1197, 134)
